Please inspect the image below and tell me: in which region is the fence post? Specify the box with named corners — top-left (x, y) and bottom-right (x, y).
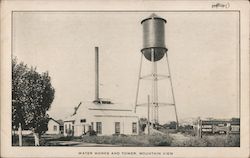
top-left (18, 123), bottom-right (22, 146)
top-left (197, 119), bottom-right (202, 138)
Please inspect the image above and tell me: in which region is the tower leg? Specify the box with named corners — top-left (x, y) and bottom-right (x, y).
top-left (135, 51), bottom-right (179, 129)
top-left (165, 54), bottom-right (179, 129)
top-left (134, 53), bottom-right (143, 113)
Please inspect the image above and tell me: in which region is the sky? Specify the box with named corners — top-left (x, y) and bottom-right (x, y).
top-left (13, 11), bottom-right (239, 124)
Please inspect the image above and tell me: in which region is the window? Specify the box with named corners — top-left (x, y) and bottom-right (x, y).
top-left (53, 125), bottom-right (57, 131)
top-left (96, 122), bottom-right (102, 134)
top-left (65, 124), bottom-right (67, 133)
top-left (69, 124), bottom-right (71, 130)
top-left (115, 122), bottom-right (120, 134)
top-left (132, 122), bottom-right (137, 134)
top-left (80, 119), bottom-right (86, 123)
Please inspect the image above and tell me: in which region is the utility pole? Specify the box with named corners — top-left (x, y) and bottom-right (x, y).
top-left (147, 95), bottom-right (150, 135)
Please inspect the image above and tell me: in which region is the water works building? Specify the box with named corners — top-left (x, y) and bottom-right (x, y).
top-left (63, 47), bottom-right (139, 136)
top-left (64, 101), bottom-right (139, 136)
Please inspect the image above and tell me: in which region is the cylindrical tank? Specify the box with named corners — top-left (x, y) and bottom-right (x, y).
top-left (141, 13), bottom-right (168, 62)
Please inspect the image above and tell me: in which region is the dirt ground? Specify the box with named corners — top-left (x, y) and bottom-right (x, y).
top-left (46, 140), bottom-right (117, 146)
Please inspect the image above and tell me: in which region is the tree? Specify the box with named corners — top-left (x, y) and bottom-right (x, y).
top-left (163, 121), bottom-right (177, 129)
top-left (169, 121), bottom-right (177, 129)
top-left (12, 57), bottom-right (55, 146)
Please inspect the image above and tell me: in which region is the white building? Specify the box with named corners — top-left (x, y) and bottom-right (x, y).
top-left (46, 118), bottom-right (63, 135)
top-left (64, 47), bottom-right (139, 136)
top-left (64, 101), bottom-right (139, 136)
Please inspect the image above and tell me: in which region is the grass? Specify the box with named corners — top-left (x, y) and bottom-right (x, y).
top-left (12, 134), bottom-right (65, 146)
top-left (171, 134), bottom-right (240, 147)
top-left (12, 133), bottom-right (240, 147)
top-left (12, 134), bottom-right (35, 146)
top-left (80, 134), bottom-right (173, 146)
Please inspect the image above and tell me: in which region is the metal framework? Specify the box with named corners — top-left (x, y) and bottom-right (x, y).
top-left (134, 50), bottom-right (179, 127)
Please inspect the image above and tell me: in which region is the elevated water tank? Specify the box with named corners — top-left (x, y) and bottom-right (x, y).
top-left (141, 13), bottom-right (168, 62)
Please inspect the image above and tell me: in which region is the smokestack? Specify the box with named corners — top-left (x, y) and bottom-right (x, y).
top-left (95, 47), bottom-right (99, 102)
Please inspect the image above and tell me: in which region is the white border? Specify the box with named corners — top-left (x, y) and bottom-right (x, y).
top-left (1, 0), bottom-right (249, 158)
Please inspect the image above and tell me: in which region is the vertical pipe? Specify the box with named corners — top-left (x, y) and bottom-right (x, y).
top-left (95, 47), bottom-right (99, 102)
top-left (151, 48), bottom-right (155, 124)
top-left (200, 120), bottom-right (202, 138)
top-left (123, 120), bottom-right (124, 135)
top-left (154, 59), bottom-right (158, 124)
top-left (147, 95), bottom-right (150, 135)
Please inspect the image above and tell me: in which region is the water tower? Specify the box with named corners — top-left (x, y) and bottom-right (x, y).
top-left (135, 13), bottom-right (179, 127)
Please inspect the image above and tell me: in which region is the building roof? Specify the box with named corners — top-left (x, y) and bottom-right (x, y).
top-left (202, 120), bottom-right (229, 125)
top-left (56, 119), bottom-right (64, 126)
top-left (201, 118), bottom-right (240, 125)
top-left (64, 101), bottom-right (138, 122)
top-left (141, 13), bottom-right (167, 24)
top-left (49, 118), bottom-right (64, 126)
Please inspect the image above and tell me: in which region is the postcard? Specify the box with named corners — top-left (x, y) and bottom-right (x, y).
top-left (1, 0), bottom-right (249, 157)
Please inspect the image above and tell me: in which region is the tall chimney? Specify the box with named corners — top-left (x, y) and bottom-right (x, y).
top-left (95, 47), bottom-right (99, 102)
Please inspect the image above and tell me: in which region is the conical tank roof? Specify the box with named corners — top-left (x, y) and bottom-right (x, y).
top-left (141, 13), bottom-right (167, 24)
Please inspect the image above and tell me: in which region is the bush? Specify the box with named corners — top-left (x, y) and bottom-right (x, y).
top-left (112, 133), bottom-right (127, 137)
top-left (84, 130), bottom-right (97, 136)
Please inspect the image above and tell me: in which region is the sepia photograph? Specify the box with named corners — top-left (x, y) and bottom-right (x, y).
top-left (11, 10), bottom-right (240, 147)
top-left (1, 0), bottom-right (249, 158)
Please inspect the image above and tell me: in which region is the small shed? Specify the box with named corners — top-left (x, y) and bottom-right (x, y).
top-left (46, 118), bottom-right (64, 135)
